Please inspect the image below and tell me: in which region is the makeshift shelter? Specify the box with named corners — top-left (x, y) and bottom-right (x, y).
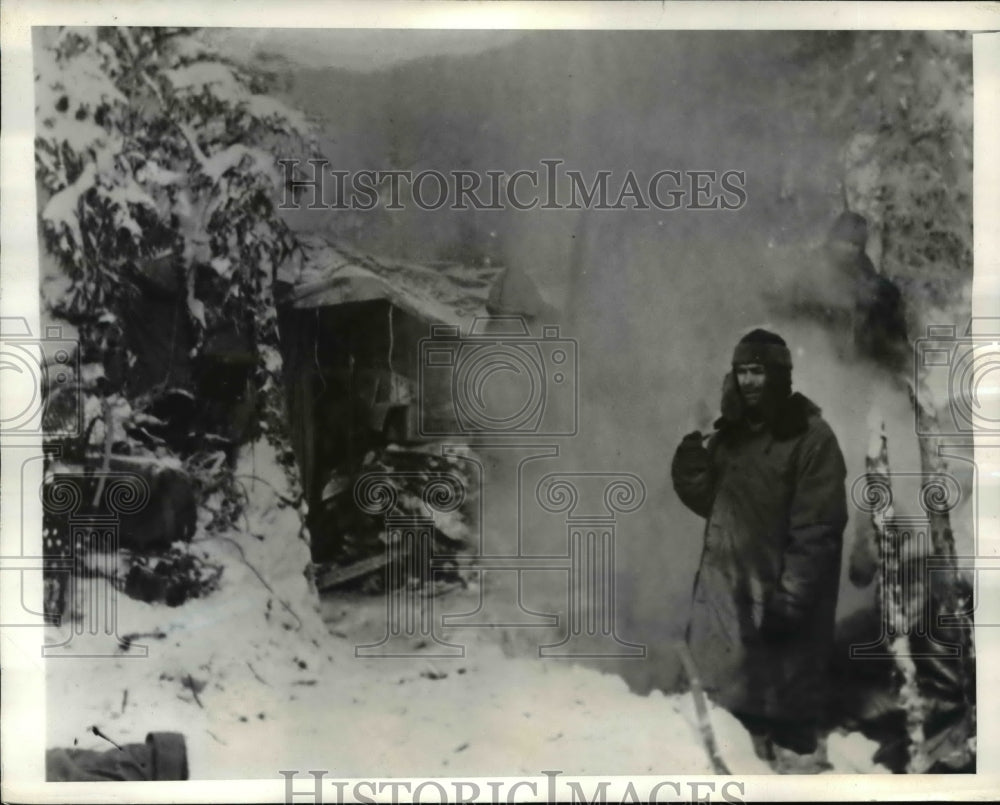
top-left (273, 234), bottom-right (553, 560)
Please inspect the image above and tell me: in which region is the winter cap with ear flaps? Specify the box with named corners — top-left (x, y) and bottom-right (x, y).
top-left (731, 328), bottom-right (792, 369)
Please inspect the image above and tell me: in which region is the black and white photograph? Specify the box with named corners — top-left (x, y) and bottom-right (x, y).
top-left (2, 2), bottom-right (999, 801)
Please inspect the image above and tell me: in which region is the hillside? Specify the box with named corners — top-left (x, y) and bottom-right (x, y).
top-left (267, 30), bottom-right (973, 694)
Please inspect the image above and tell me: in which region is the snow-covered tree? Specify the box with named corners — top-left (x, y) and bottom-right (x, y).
top-left (35, 26), bottom-right (318, 477)
top-left (787, 31), bottom-right (972, 316)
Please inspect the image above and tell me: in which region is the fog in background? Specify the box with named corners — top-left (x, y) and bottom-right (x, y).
top-left (262, 31), bottom-right (973, 693)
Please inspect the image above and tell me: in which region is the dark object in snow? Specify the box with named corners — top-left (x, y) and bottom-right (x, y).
top-left (118, 630), bottom-right (167, 653)
top-left (43, 571), bottom-right (68, 627)
top-left (124, 550), bottom-right (223, 607)
top-left (316, 550), bottom-right (399, 591)
top-left (135, 388), bottom-right (198, 451)
top-left (42, 461), bottom-right (198, 623)
top-left (312, 445), bottom-right (474, 592)
top-left (124, 564), bottom-right (168, 603)
top-left (421, 666), bottom-right (448, 681)
top-left (119, 464), bottom-right (198, 552)
top-left (43, 461), bottom-right (197, 555)
top-left (46, 731), bottom-right (188, 782)
top-left (182, 674), bottom-right (206, 708)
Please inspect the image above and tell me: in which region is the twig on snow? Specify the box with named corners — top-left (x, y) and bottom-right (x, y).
top-left (246, 661), bottom-right (270, 686)
top-left (91, 725), bottom-right (124, 751)
top-left (184, 674), bottom-right (204, 709)
top-left (206, 730), bottom-right (227, 746)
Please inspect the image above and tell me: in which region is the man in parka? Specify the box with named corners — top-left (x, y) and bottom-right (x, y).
top-left (672, 328), bottom-right (848, 772)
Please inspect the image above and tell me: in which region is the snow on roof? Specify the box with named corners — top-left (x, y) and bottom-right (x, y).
top-left (278, 234), bottom-right (506, 327)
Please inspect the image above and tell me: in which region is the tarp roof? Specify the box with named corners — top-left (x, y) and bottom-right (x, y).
top-left (277, 234), bottom-right (557, 326)
top-left (276, 234), bottom-right (508, 327)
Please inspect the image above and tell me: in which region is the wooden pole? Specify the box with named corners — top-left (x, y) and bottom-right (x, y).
top-left (675, 641), bottom-right (731, 775)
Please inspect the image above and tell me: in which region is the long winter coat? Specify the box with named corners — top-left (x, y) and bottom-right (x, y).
top-left (672, 390), bottom-right (848, 723)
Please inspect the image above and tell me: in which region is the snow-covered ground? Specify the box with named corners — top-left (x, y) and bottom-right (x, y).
top-left (45, 442), bottom-right (886, 780)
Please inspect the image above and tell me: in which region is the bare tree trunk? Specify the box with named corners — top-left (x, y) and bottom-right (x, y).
top-left (907, 378), bottom-right (976, 772)
top-left (909, 379), bottom-right (959, 572)
top-left (91, 397), bottom-right (115, 508)
top-left (865, 409), bottom-right (928, 771)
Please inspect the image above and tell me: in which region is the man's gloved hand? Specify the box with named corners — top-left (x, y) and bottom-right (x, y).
top-left (677, 431), bottom-right (706, 451)
top-left (671, 431), bottom-right (714, 518)
top-left (674, 432), bottom-right (709, 471)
